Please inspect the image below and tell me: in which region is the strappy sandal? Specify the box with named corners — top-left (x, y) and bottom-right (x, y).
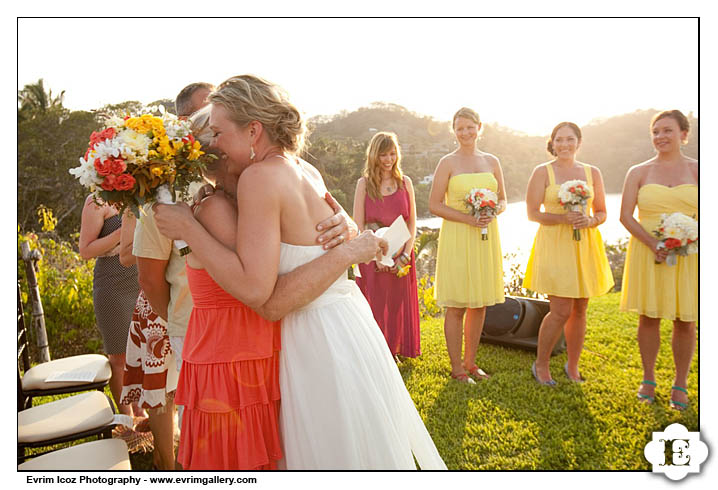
top-left (467, 365), bottom-right (490, 381)
top-left (450, 372), bottom-right (476, 385)
top-left (670, 385), bottom-right (689, 411)
top-left (637, 380), bottom-right (656, 404)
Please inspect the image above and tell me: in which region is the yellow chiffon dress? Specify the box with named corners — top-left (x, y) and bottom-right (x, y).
top-left (434, 172), bottom-right (505, 308)
top-left (619, 184), bottom-right (698, 321)
top-left (523, 164), bottom-right (614, 298)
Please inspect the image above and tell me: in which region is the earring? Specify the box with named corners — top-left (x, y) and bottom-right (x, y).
top-left (249, 145), bottom-right (256, 161)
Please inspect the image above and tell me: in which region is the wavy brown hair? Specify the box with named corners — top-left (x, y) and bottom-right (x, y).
top-left (363, 132), bottom-right (404, 201)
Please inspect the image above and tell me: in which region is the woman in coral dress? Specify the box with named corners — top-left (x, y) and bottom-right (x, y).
top-left (353, 132), bottom-right (421, 359)
top-left (524, 122), bottom-right (613, 386)
top-left (619, 110), bottom-right (698, 410)
top-left (430, 107), bottom-right (507, 384)
top-left (154, 75), bottom-right (446, 469)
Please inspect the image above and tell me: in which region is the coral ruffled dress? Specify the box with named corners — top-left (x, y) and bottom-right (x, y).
top-left (176, 265), bottom-right (282, 470)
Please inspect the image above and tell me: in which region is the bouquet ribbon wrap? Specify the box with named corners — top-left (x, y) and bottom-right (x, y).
top-left (156, 184), bottom-right (192, 256)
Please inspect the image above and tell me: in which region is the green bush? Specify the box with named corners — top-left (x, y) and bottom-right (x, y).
top-left (18, 231), bottom-right (101, 359)
top-left (605, 238), bottom-right (628, 292)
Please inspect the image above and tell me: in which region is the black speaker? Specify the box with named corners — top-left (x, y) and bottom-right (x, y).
top-left (481, 296), bottom-right (565, 356)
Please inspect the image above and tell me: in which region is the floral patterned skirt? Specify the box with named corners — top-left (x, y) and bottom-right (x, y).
top-left (120, 290), bottom-right (179, 410)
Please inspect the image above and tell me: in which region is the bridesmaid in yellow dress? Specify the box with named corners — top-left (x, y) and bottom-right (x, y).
top-left (524, 122), bottom-right (614, 385)
top-left (619, 110), bottom-right (697, 410)
top-left (429, 107), bottom-right (506, 384)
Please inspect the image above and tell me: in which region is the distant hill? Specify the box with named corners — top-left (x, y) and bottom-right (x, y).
top-left (306, 105), bottom-right (698, 216)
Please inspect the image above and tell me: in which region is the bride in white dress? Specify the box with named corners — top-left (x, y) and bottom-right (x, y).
top-left (154, 74), bottom-right (446, 470)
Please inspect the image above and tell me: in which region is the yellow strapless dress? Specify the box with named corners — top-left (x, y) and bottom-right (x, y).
top-left (523, 164), bottom-right (614, 298)
top-left (434, 173), bottom-right (505, 308)
top-left (619, 184), bottom-right (698, 321)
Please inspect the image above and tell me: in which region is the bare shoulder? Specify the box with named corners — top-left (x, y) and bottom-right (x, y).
top-left (402, 174), bottom-right (413, 185)
top-left (436, 152), bottom-right (458, 173)
top-left (356, 176), bottom-right (367, 189)
top-left (83, 194), bottom-right (101, 210)
top-left (626, 159), bottom-right (654, 179)
top-left (194, 193), bottom-right (234, 224)
top-left (580, 162), bottom-right (604, 178)
top-left (479, 151), bottom-right (501, 166)
top-left (298, 157), bottom-right (323, 179)
top-left (533, 162), bottom-right (552, 176)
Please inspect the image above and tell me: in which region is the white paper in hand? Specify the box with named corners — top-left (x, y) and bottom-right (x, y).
top-left (375, 216), bottom-right (411, 267)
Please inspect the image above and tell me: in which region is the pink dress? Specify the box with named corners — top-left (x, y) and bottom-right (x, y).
top-left (356, 186), bottom-right (421, 358)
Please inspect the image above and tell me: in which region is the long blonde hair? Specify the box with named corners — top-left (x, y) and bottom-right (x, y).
top-left (363, 132), bottom-right (404, 201)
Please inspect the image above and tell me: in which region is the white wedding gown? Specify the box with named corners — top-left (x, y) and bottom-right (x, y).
top-left (278, 242), bottom-right (447, 470)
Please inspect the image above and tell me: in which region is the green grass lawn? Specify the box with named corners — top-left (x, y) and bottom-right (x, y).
top-left (24, 292), bottom-right (698, 471)
top-left (401, 292), bottom-right (699, 470)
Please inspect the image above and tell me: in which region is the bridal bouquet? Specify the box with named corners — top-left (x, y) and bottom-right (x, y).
top-left (69, 107), bottom-right (213, 255)
top-left (465, 188), bottom-right (498, 240)
top-left (652, 212), bottom-right (698, 266)
top-left (558, 180), bottom-right (592, 241)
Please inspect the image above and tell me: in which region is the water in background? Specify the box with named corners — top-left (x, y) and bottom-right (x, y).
top-left (416, 193), bottom-right (629, 271)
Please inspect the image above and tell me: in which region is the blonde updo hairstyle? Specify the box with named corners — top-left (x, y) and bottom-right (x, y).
top-left (363, 132), bottom-right (404, 201)
top-left (208, 74), bottom-right (307, 155)
top-left (452, 107), bottom-right (481, 132)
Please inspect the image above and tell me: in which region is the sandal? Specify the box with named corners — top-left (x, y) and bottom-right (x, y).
top-left (467, 365), bottom-right (490, 380)
top-left (563, 363), bottom-right (585, 383)
top-left (450, 372), bottom-right (476, 385)
top-left (531, 361), bottom-right (556, 387)
top-left (670, 385), bottom-right (689, 411)
top-left (637, 380), bottom-right (656, 404)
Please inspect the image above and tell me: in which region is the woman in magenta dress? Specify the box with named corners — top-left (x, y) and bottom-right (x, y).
top-left (353, 131), bottom-right (421, 359)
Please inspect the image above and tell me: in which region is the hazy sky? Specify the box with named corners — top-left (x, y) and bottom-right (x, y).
top-left (18, 18), bottom-right (697, 135)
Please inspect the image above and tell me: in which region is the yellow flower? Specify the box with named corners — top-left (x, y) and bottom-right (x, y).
top-left (151, 166), bottom-right (164, 177)
top-left (397, 264), bottom-right (411, 278)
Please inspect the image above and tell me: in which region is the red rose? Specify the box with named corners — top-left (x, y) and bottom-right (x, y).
top-left (108, 158), bottom-right (127, 175)
top-left (488, 200), bottom-right (495, 207)
top-left (94, 158), bottom-right (113, 176)
top-left (89, 127), bottom-right (116, 149)
top-left (182, 134), bottom-right (195, 144)
top-left (113, 174), bottom-right (136, 191)
top-left (100, 174), bottom-right (116, 191)
top-left (664, 238), bottom-right (682, 249)
top-left (569, 187), bottom-right (575, 192)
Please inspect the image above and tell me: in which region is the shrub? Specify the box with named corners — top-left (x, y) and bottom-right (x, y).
top-left (604, 238), bottom-right (628, 292)
top-left (18, 231), bottom-right (101, 360)
top-left (503, 252), bottom-right (545, 299)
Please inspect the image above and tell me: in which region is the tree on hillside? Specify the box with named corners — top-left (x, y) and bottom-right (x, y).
top-left (18, 78), bottom-right (65, 122)
top-left (304, 137), bottom-right (366, 212)
top-left (18, 108), bottom-right (100, 238)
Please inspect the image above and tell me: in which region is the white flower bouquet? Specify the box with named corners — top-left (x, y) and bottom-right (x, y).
top-left (653, 212), bottom-right (698, 266)
top-left (465, 188), bottom-right (498, 240)
top-left (558, 180), bottom-right (592, 241)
